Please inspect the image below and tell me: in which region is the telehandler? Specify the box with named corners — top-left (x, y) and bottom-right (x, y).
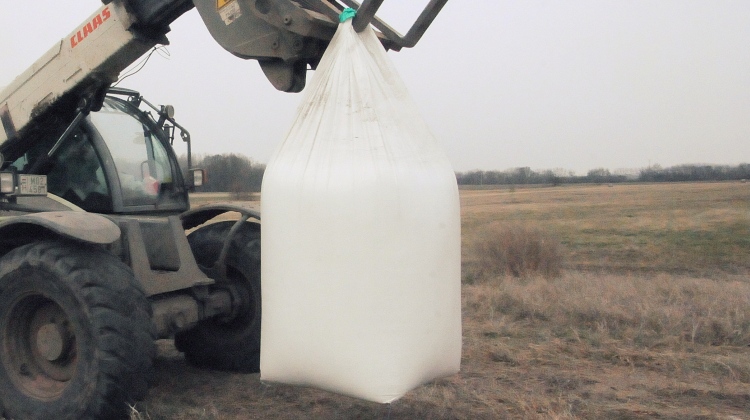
top-left (0, 0), bottom-right (447, 418)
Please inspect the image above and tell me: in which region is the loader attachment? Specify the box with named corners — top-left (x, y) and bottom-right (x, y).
top-left (344, 0), bottom-right (449, 48)
top-left (192, 0), bottom-right (448, 92)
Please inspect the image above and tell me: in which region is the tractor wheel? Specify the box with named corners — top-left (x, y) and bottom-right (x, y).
top-left (175, 221), bottom-right (261, 372)
top-left (0, 241), bottom-right (155, 420)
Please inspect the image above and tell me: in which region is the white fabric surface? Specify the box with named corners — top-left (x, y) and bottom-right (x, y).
top-left (260, 19), bottom-right (461, 404)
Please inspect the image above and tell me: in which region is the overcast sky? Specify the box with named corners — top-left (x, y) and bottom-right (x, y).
top-left (1, 1), bottom-right (749, 175)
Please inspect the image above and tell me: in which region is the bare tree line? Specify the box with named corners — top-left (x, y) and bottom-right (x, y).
top-left (179, 154), bottom-right (750, 192)
top-left (456, 164), bottom-right (750, 186)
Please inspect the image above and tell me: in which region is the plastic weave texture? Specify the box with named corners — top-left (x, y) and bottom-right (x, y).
top-left (259, 19), bottom-right (461, 404)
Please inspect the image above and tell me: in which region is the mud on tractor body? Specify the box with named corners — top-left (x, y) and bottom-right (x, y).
top-left (0, 89), bottom-right (261, 419)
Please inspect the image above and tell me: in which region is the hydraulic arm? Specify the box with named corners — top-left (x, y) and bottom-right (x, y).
top-left (0, 0), bottom-right (447, 155)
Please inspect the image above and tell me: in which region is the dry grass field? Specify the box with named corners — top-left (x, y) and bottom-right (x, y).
top-left (132, 182), bottom-right (750, 419)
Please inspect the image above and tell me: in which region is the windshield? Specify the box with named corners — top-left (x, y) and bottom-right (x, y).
top-left (91, 98), bottom-right (175, 207)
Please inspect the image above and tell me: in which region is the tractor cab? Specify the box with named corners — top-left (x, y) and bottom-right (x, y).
top-left (4, 90), bottom-right (192, 215)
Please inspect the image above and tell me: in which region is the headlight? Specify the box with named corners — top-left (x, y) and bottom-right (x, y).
top-left (0, 172), bottom-right (15, 194)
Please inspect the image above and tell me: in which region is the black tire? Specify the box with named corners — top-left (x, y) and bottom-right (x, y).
top-left (175, 221), bottom-right (261, 372)
top-left (0, 241), bottom-right (155, 420)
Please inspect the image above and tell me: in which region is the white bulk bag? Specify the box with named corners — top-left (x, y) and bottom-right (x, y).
top-left (260, 17), bottom-right (461, 404)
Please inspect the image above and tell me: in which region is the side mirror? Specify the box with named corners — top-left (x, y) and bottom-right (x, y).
top-left (190, 168), bottom-right (206, 189)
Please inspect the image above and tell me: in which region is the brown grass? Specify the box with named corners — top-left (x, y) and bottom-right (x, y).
top-left (460, 272), bottom-right (750, 418)
top-left (466, 272), bottom-right (750, 350)
top-left (129, 182), bottom-right (750, 419)
top-left (470, 223), bottom-right (563, 280)
top-left (460, 182), bottom-right (750, 275)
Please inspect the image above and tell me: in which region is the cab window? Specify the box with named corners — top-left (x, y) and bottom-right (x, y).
top-left (90, 99), bottom-right (175, 207)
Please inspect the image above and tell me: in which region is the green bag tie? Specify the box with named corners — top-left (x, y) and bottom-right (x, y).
top-left (339, 7), bottom-right (357, 23)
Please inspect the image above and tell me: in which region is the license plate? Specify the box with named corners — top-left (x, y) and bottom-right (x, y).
top-left (19, 174), bottom-right (47, 195)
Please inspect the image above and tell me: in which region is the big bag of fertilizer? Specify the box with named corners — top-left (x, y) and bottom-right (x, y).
top-left (260, 11), bottom-right (461, 404)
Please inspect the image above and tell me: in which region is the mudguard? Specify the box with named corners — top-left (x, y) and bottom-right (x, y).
top-left (180, 202), bottom-right (260, 230)
top-left (0, 211), bottom-right (120, 245)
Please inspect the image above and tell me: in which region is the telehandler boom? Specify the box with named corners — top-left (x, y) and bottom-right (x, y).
top-left (0, 0), bottom-right (447, 418)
